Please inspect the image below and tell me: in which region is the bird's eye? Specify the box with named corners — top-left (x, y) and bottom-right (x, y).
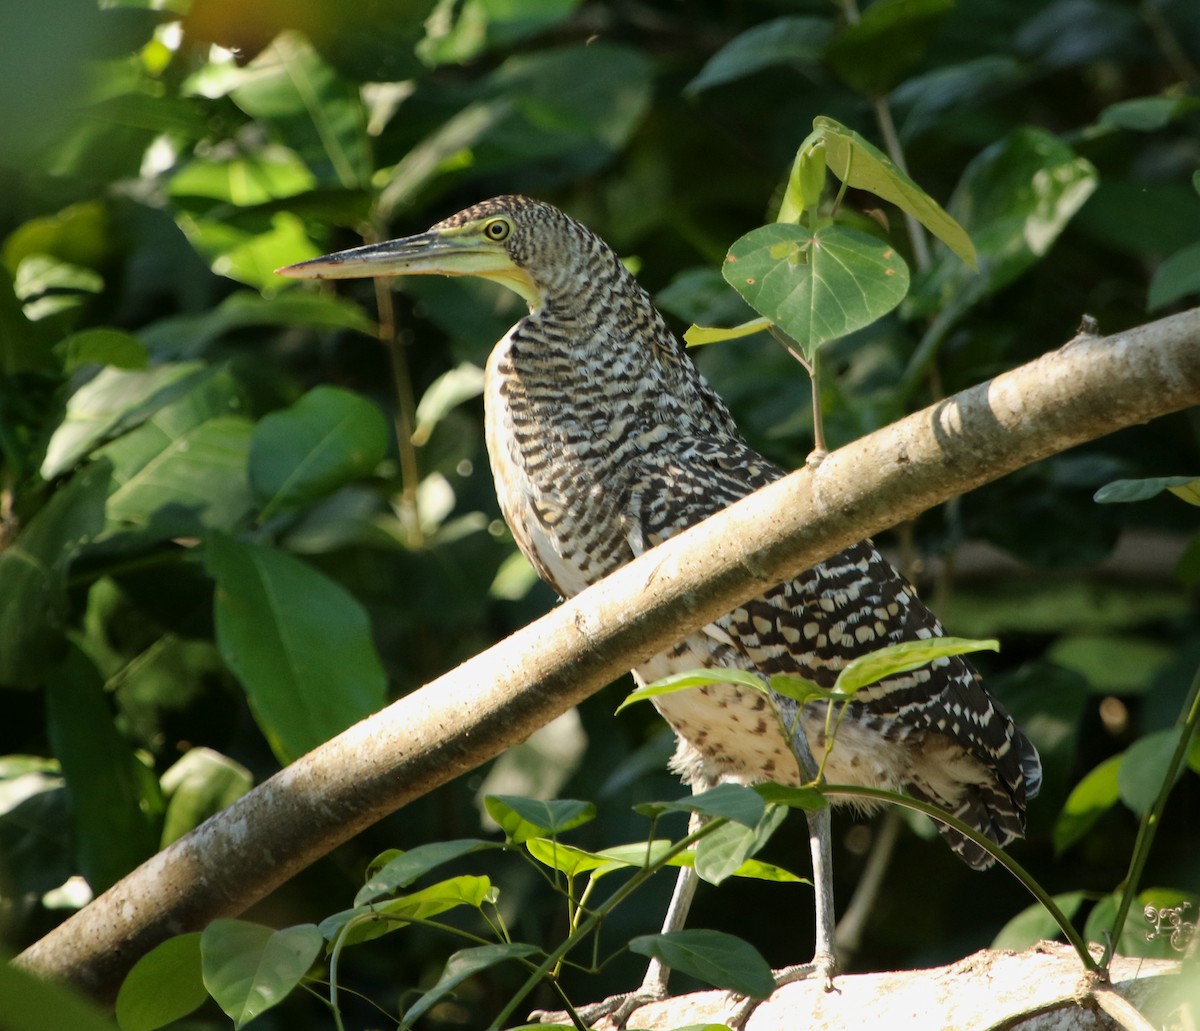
top-left (483, 218), bottom-right (512, 242)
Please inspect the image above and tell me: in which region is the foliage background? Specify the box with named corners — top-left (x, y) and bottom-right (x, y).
top-left (1, 0), bottom-right (1198, 1027)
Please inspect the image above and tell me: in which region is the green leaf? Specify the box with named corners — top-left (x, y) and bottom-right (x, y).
top-left (207, 535), bottom-right (387, 763)
top-left (525, 837), bottom-right (618, 878)
top-left (1148, 241), bottom-right (1200, 311)
top-left (723, 222), bottom-right (909, 360)
top-left (95, 371), bottom-right (254, 537)
top-left (0, 264), bottom-right (55, 375)
top-left (580, 839), bottom-right (804, 884)
top-left (683, 318), bottom-right (772, 348)
top-left (0, 462), bottom-right (108, 687)
top-left (1118, 728), bottom-right (1186, 817)
top-left (767, 674), bottom-right (836, 706)
top-left (753, 784), bottom-right (828, 811)
top-left (159, 749), bottom-right (253, 848)
top-left (825, 0), bottom-right (955, 97)
top-left (1054, 754), bottom-right (1121, 854)
top-left (417, 0), bottom-right (581, 66)
top-left (910, 126), bottom-right (1095, 317)
top-left (813, 117), bottom-right (977, 267)
top-left (778, 142), bottom-right (827, 225)
top-left (684, 16), bottom-right (832, 95)
top-left (412, 362), bottom-right (485, 446)
top-left (991, 892), bottom-right (1087, 950)
top-left (139, 290), bottom-right (374, 360)
top-left (483, 795), bottom-right (596, 843)
top-left (402, 942), bottom-right (543, 1026)
top-left (695, 805), bottom-right (786, 885)
top-left (201, 920), bottom-right (323, 1030)
top-left (617, 668), bottom-right (767, 713)
top-left (1096, 95), bottom-right (1200, 133)
top-left (355, 839), bottom-right (496, 905)
top-left (57, 328), bottom-right (148, 373)
top-left (1047, 634), bottom-right (1171, 694)
top-left (0, 958), bottom-right (118, 1031)
top-left (169, 148), bottom-right (316, 206)
top-left (176, 210), bottom-right (320, 293)
top-left (228, 34), bottom-right (370, 191)
top-left (635, 783), bottom-right (765, 828)
top-left (116, 933), bottom-right (207, 1031)
top-left (41, 363), bottom-right (211, 479)
top-left (325, 876), bottom-right (495, 946)
top-left (250, 386), bottom-right (389, 519)
top-left (46, 646), bottom-right (163, 892)
top-left (1094, 476), bottom-right (1200, 506)
top-left (833, 637), bottom-right (999, 695)
top-left (629, 930), bottom-right (775, 998)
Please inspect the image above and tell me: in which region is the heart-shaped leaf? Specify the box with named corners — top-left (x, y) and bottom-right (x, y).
top-left (723, 222), bottom-right (909, 359)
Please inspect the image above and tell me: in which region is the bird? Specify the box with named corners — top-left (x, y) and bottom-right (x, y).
top-left (278, 195), bottom-right (1042, 1026)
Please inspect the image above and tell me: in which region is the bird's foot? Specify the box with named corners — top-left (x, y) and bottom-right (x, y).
top-left (722, 951), bottom-right (838, 1029)
top-left (529, 983), bottom-right (668, 1029)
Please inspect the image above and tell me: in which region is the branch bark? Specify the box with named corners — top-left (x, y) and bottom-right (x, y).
top-left (618, 943), bottom-right (1183, 1030)
top-left (16, 308), bottom-right (1200, 1002)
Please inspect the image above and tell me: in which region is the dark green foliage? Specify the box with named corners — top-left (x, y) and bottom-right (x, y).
top-left (1, 0), bottom-right (1198, 1026)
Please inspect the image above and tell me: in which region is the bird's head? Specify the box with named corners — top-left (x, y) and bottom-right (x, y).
top-left (277, 196), bottom-right (593, 308)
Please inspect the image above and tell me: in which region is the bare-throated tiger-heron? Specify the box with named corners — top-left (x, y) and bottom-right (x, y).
top-left (278, 195), bottom-right (1041, 1027)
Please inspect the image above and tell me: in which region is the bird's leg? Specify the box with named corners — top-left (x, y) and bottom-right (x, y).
top-left (722, 717), bottom-right (838, 1028)
top-left (530, 808), bottom-right (706, 1028)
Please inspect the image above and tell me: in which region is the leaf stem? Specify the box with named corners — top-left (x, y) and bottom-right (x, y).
top-left (488, 819), bottom-right (724, 1028)
top-left (823, 783), bottom-right (1100, 973)
top-left (1100, 659), bottom-right (1200, 971)
top-left (366, 221), bottom-right (424, 549)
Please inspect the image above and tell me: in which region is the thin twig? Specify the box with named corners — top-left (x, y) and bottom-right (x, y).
top-left (366, 222), bottom-right (425, 548)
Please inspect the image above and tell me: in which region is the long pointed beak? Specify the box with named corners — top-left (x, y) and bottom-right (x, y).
top-left (277, 230), bottom-right (539, 305)
top-left (277, 232), bottom-right (483, 281)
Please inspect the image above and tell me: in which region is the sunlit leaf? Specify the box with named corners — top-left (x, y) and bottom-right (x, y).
top-left (483, 795), bottom-right (596, 843)
top-left (683, 317), bottom-right (771, 348)
top-left (833, 637), bottom-right (998, 695)
top-left (1094, 476), bottom-right (1200, 507)
top-left (630, 930), bottom-right (774, 998)
top-left (909, 126), bottom-right (1095, 317)
top-left (355, 839), bottom-right (496, 905)
top-left (813, 116), bottom-right (977, 266)
top-left (617, 668), bottom-right (767, 713)
top-left (723, 222), bottom-right (909, 359)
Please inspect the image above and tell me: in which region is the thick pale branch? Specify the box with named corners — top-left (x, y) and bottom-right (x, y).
top-left (17, 308), bottom-right (1200, 1000)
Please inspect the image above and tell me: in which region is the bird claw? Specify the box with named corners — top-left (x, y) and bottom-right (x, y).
top-left (529, 984), bottom-right (668, 1029)
top-left (722, 954), bottom-right (839, 1029)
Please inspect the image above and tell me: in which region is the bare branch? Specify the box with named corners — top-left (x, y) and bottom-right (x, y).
top-left (16, 308), bottom-right (1200, 1002)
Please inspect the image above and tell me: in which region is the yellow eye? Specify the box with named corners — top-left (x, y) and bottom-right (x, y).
top-left (482, 217), bottom-right (512, 242)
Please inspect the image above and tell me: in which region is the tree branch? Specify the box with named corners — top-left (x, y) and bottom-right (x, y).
top-left (16, 308), bottom-right (1200, 1001)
